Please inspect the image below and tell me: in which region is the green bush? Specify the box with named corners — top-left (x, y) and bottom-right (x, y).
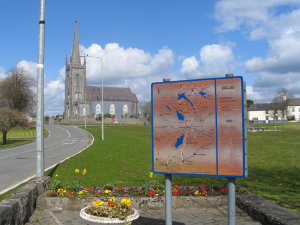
top-left (104, 113), bottom-right (111, 118)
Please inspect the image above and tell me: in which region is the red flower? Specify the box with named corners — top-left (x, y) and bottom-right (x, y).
top-left (147, 190), bottom-right (156, 196)
top-left (118, 187), bottom-right (125, 191)
top-left (200, 190), bottom-right (208, 196)
top-left (199, 185), bottom-right (207, 190)
top-left (94, 192), bottom-right (101, 196)
top-left (173, 185), bottom-right (180, 189)
top-left (124, 194), bottom-right (129, 197)
top-left (87, 187), bottom-right (93, 191)
top-left (220, 188), bottom-right (227, 194)
top-left (172, 189), bottom-right (180, 196)
top-left (108, 202), bottom-right (118, 207)
top-left (66, 192), bottom-right (74, 197)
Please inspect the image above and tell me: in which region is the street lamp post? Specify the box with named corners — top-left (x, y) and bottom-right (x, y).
top-left (36, 0), bottom-right (46, 177)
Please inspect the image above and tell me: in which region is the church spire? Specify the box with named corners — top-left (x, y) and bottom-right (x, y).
top-left (71, 19), bottom-right (81, 65)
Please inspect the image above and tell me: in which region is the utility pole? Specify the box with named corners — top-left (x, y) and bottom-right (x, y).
top-left (36, 0), bottom-right (46, 177)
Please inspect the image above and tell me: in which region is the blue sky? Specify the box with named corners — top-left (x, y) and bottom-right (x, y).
top-left (1, 0), bottom-right (300, 115)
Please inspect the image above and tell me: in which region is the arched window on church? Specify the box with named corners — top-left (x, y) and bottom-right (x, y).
top-left (95, 104), bottom-right (101, 115)
top-left (123, 104), bottom-right (128, 116)
top-left (110, 104), bottom-right (115, 115)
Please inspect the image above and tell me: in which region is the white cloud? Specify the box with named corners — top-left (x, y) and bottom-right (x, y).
top-left (44, 78), bottom-right (65, 116)
top-left (246, 85), bottom-right (267, 101)
top-left (12, 60), bottom-right (65, 116)
top-left (180, 44), bottom-right (235, 79)
top-left (215, 0), bottom-right (300, 33)
top-left (79, 43), bottom-right (174, 85)
top-left (16, 60), bottom-right (37, 78)
top-left (0, 67), bottom-right (5, 79)
top-left (215, 0), bottom-right (300, 101)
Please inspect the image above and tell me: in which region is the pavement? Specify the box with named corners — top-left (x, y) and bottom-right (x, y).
top-left (26, 197), bottom-right (261, 225)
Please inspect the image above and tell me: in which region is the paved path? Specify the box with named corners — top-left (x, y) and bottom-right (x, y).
top-left (27, 205), bottom-right (261, 225)
top-left (0, 125), bottom-right (92, 194)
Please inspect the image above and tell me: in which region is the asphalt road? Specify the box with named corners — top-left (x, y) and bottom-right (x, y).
top-left (0, 125), bottom-right (93, 194)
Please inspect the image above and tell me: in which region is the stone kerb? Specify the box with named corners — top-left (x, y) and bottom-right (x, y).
top-left (0, 176), bottom-right (50, 225)
top-left (237, 192), bottom-right (300, 225)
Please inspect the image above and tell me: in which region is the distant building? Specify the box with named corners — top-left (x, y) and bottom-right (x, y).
top-left (64, 20), bottom-right (138, 119)
top-left (248, 98), bottom-right (300, 123)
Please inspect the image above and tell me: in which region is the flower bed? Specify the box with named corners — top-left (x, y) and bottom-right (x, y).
top-left (48, 170), bottom-right (228, 199)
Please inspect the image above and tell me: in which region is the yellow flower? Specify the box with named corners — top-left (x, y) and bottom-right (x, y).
top-left (82, 168), bottom-right (87, 176)
top-left (104, 190), bottom-right (111, 194)
top-left (93, 200), bottom-right (103, 206)
top-left (121, 198), bottom-right (131, 207)
top-left (149, 172), bottom-right (153, 178)
top-left (75, 169), bottom-right (79, 174)
top-left (57, 189), bottom-right (63, 193)
top-left (77, 191), bottom-right (84, 195)
top-left (55, 174), bottom-right (59, 177)
top-left (63, 190), bottom-right (66, 193)
top-left (194, 191), bottom-right (199, 196)
top-left (110, 197), bottom-right (116, 203)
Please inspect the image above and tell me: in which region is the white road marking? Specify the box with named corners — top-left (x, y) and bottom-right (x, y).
top-left (0, 125), bottom-right (71, 160)
top-left (0, 127), bottom-right (94, 195)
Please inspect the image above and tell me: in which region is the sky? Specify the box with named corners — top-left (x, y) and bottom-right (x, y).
top-left (1, 0), bottom-right (300, 115)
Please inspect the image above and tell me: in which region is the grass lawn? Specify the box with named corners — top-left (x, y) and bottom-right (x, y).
top-left (46, 123), bottom-right (300, 214)
top-left (0, 140), bottom-right (31, 148)
top-left (0, 127), bottom-right (49, 149)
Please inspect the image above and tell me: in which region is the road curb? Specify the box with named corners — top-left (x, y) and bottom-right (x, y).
top-left (237, 192), bottom-right (300, 225)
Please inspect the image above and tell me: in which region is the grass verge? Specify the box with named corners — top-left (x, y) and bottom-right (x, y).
top-left (46, 123), bottom-right (300, 214)
top-left (0, 140), bottom-right (31, 149)
top-left (0, 127), bottom-right (48, 149)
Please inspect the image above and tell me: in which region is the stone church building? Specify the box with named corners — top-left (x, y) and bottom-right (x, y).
top-left (64, 21), bottom-right (138, 119)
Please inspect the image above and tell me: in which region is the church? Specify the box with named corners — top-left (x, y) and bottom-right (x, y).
top-left (64, 21), bottom-right (138, 119)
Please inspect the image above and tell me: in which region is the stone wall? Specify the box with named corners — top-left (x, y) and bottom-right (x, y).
top-left (0, 177), bottom-right (50, 225)
top-left (237, 192), bottom-right (300, 225)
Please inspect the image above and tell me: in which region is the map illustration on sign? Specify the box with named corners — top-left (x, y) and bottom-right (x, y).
top-left (151, 77), bottom-right (246, 177)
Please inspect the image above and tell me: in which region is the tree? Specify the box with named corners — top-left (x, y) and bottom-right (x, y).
top-left (247, 99), bottom-right (254, 109)
top-left (0, 108), bottom-right (28, 144)
top-left (271, 88), bottom-right (294, 124)
top-left (141, 101), bottom-right (151, 122)
top-left (0, 67), bottom-right (35, 112)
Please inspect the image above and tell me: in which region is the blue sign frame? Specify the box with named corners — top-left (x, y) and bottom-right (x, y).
top-left (151, 76), bottom-right (246, 178)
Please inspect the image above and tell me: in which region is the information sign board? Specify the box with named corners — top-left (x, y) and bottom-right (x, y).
top-left (151, 76), bottom-right (246, 177)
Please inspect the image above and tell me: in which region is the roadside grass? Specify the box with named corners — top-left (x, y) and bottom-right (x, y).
top-left (46, 123), bottom-right (300, 214)
top-left (0, 140), bottom-right (31, 148)
top-left (0, 183), bottom-right (26, 202)
top-left (0, 127), bottom-right (49, 149)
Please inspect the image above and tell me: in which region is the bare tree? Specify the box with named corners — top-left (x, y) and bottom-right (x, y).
top-left (0, 108), bottom-right (28, 144)
top-left (141, 101), bottom-right (151, 122)
top-left (0, 67), bottom-right (35, 112)
top-left (271, 88), bottom-right (294, 124)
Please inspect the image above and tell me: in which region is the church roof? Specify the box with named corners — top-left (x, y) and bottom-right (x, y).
top-left (87, 86), bottom-right (138, 102)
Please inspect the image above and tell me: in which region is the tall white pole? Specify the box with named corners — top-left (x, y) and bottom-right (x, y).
top-left (101, 57), bottom-right (104, 141)
top-left (36, 0), bottom-right (46, 177)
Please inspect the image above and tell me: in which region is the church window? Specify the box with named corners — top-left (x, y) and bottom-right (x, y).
top-left (110, 104), bottom-right (115, 115)
top-left (95, 104), bottom-right (101, 115)
top-left (123, 104), bottom-right (128, 115)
